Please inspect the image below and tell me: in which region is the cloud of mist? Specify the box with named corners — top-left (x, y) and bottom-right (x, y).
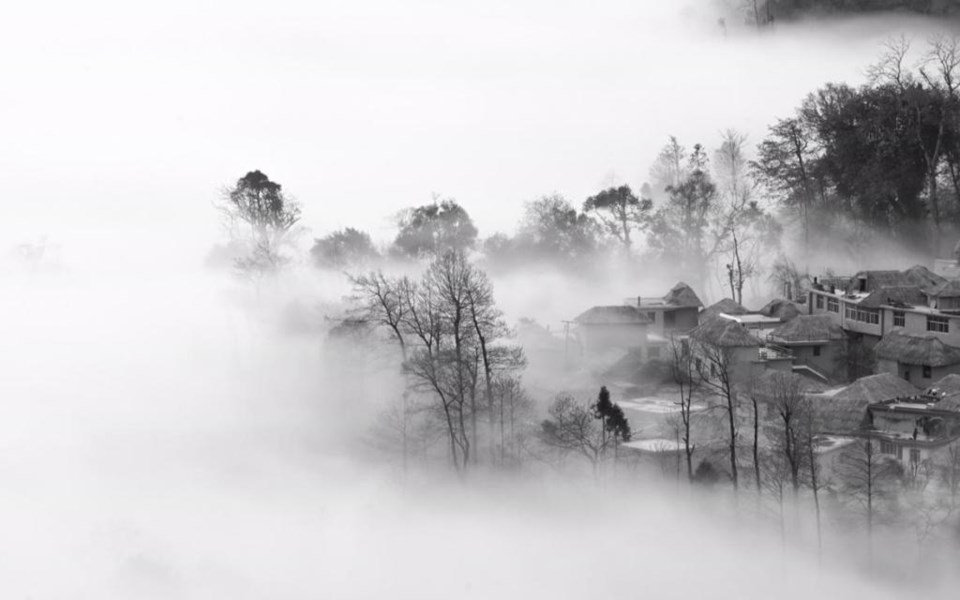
top-left (5, 2), bottom-right (960, 598)
top-left (0, 254), bottom-right (955, 598)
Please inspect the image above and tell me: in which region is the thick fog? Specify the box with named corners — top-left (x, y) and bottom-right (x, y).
top-left (3, 1), bottom-right (958, 240)
top-left (0, 265), bottom-right (915, 598)
top-left (5, 1), bottom-right (960, 598)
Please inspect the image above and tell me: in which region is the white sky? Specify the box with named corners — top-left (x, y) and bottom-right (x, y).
top-left (2, 1), bottom-right (957, 255)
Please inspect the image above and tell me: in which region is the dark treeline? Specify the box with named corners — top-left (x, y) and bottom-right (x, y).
top-left (726, 0), bottom-right (960, 26)
top-left (756, 36), bottom-right (960, 257)
top-left (214, 37), bottom-right (960, 301)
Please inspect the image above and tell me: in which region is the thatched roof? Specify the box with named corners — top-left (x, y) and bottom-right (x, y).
top-left (930, 373), bottom-right (960, 396)
top-left (925, 279), bottom-right (960, 299)
top-left (700, 298), bottom-right (748, 322)
top-left (768, 315), bottom-right (843, 344)
top-left (690, 318), bottom-right (759, 348)
top-left (904, 264), bottom-right (947, 289)
top-left (858, 286), bottom-right (926, 308)
top-left (758, 298), bottom-right (802, 322)
top-left (874, 330), bottom-right (960, 367)
top-left (930, 374), bottom-right (960, 412)
top-left (819, 373), bottom-right (918, 433)
top-left (663, 282), bottom-right (704, 308)
top-left (575, 305), bottom-right (652, 325)
top-left (747, 370), bottom-right (828, 401)
top-left (846, 270), bottom-right (913, 294)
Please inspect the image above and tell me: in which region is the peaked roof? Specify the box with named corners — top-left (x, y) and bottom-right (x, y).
top-left (768, 314), bottom-right (844, 344)
top-left (930, 373), bottom-right (960, 396)
top-left (700, 298), bottom-right (748, 322)
top-left (925, 279), bottom-right (960, 298)
top-left (846, 270), bottom-right (913, 294)
top-left (904, 264), bottom-right (947, 289)
top-left (575, 305), bottom-right (652, 325)
top-left (690, 317), bottom-right (759, 348)
top-left (929, 374), bottom-right (960, 411)
top-left (748, 370), bottom-right (828, 401)
top-left (663, 282), bottom-right (704, 308)
top-left (758, 298), bottom-right (802, 322)
top-left (874, 330), bottom-right (960, 367)
top-left (819, 373), bottom-right (919, 433)
top-left (858, 285), bottom-right (927, 308)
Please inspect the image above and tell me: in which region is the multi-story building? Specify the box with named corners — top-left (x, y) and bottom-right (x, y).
top-left (576, 281), bottom-right (703, 361)
top-left (629, 282), bottom-right (703, 337)
top-left (867, 390), bottom-right (960, 469)
top-left (767, 314), bottom-right (845, 382)
top-left (806, 266), bottom-right (960, 384)
top-left (688, 317), bottom-right (794, 386)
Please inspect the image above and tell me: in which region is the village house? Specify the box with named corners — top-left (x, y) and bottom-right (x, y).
top-left (807, 266), bottom-right (955, 345)
top-left (873, 329), bottom-right (960, 385)
top-left (766, 314), bottom-right (845, 382)
top-left (809, 373), bottom-right (921, 477)
top-left (575, 281), bottom-right (703, 362)
top-left (573, 305), bottom-right (651, 359)
top-left (688, 317), bottom-right (794, 386)
top-left (700, 298), bottom-right (796, 342)
top-left (757, 298), bottom-right (804, 323)
top-left (806, 265), bottom-right (960, 384)
top-left (867, 389), bottom-right (960, 470)
top-left (629, 282), bottom-right (703, 337)
top-left (699, 298), bottom-right (748, 323)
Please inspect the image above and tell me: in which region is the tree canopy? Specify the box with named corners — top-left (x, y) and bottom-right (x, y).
top-left (311, 228), bottom-right (380, 269)
top-left (392, 199), bottom-right (478, 258)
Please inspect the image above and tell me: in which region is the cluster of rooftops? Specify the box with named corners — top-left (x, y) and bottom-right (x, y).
top-left (572, 266), bottom-right (960, 453)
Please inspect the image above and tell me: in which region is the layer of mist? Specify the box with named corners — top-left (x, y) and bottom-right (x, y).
top-left (6, 1), bottom-right (960, 598)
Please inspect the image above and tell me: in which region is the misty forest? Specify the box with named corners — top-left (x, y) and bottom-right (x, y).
top-left (8, 1), bottom-right (960, 599)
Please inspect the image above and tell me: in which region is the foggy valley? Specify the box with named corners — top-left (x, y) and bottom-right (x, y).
top-left (6, 1), bottom-right (960, 598)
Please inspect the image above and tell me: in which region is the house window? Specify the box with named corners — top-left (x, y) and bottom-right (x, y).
top-left (910, 448), bottom-right (921, 464)
top-left (879, 439), bottom-right (895, 455)
top-left (927, 316), bottom-right (949, 334)
top-left (896, 446), bottom-right (904, 460)
top-left (813, 346), bottom-right (821, 357)
top-left (905, 369), bottom-right (911, 382)
top-left (646, 312), bottom-right (657, 322)
top-left (893, 311), bottom-right (905, 327)
top-left (827, 298), bottom-right (839, 313)
top-left (816, 295), bottom-right (824, 309)
top-left (845, 305), bottom-right (880, 324)
top-left (923, 365), bottom-right (932, 379)
top-left (648, 346), bottom-right (661, 359)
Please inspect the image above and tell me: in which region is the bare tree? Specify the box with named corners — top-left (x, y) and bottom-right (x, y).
top-left (670, 338), bottom-right (700, 481)
top-left (649, 136), bottom-right (688, 197)
top-left (937, 441), bottom-right (960, 511)
top-left (801, 403), bottom-right (825, 565)
top-left (761, 449), bottom-right (791, 549)
top-left (838, 437), bottom-right (901, 564)
top-left (492, 376), bottom-right (533, 466)
top-left (767, 255), bottom-right (809, 301)
top-left (695, 339), bottom-right (740, 490)
top-left (540, 394), bottom-right (608, 475)
top-left (714, 130), bottom-right (776, 305)
top-left (352, 272), bottom-right (414, 471)
top-left (465, 266), bottom-right (526, 462)
top-left (765, 374), bottom-right (808, 494)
